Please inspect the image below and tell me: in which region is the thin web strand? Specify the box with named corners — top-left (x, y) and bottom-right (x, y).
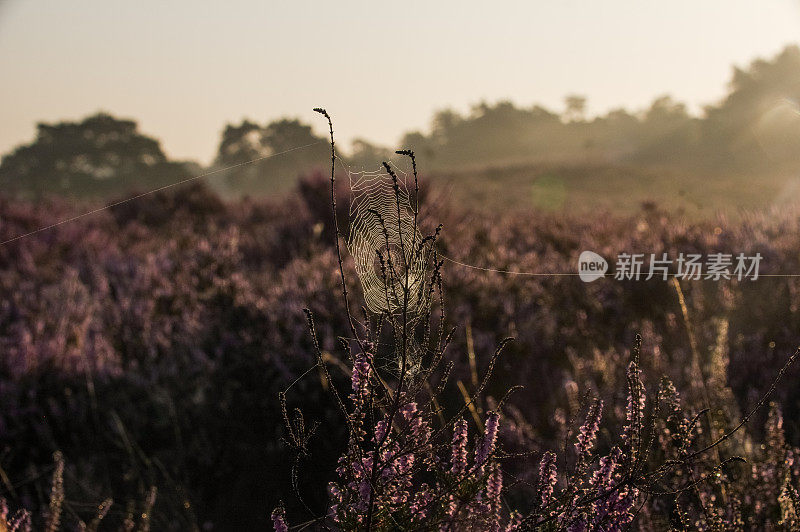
top-left (5, 145), bottom-right (800, 280)
top-left (0, 141), bottom-right (322, 246)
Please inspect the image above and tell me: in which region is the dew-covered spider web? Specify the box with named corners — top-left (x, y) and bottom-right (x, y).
top-left (346, 163), bottom-right (432, 317)
top-left (342, 160), bottom-right (436, 377)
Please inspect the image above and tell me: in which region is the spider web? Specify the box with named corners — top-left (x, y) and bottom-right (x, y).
top-left (344, 161), bottom-right (435, 377)
top-left (346, 163), bottom-right (431, 317)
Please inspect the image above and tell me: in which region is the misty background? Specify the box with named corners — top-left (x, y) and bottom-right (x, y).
top-left (1, 43), bottom-right (800, 216)
top-left (1, 0), bottom-right (800, 217)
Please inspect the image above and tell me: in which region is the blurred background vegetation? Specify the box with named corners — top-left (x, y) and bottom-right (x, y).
top-left (2, 45), bottom-right (799, 217)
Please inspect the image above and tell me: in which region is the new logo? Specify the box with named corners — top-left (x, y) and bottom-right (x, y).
top-left (578, 251), bottom-right (608, 282)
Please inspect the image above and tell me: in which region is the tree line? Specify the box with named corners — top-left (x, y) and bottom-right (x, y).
top-left (1, 45), bottom-right (799, 199)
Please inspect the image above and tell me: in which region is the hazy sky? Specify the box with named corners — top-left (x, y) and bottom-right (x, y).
top-left (1, 1), bottom-right (799, 165)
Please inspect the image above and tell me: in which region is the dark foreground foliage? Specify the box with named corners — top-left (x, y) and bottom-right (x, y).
top-left (1, 169), bottom-right (799, 529)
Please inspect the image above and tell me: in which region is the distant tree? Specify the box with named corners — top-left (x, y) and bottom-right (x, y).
top-left (263, 119), bottom-right (321, 153)
top-left (430, 109), bottom-right (462, 138)
top-left (0, 113), bottom-right (189, 198)
top-left (215, 120), bottom-right (265, 167)
top-left (399, 130), bottom-right (435, 164)
top-left (417, 102), bottom-right (566, 167)
top-left (702, 45), bottom-right (800, 171)
top-left (348, 138), bottom-right (393, 170)
top-left (588, 108), bottom-right (641, 159)
top-left (564, 94), bottom-right (587, 122)
top-left (631, 95), bottom-right (699, 164)
top-left (213, 118), bottom-right (328, 195)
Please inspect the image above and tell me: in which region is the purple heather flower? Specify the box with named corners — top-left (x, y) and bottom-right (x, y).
top-left (374, 418), bottom-right (388, 446)
top-left (575, 399), bottom-right (603, 467)
top-left (591, 448), bottom-right (628, 528)
top-left (271, 504), bottom-right (288, 532)
top-left (537, 451), bottom-right (557, 508)
top-left (9, 509), bottom-right (32, 532)
top-left (400, 402), bottom-right (432, 448)
top-left (451, 418), bottom-right (469, 477)
top-left (486, 462), bottom-right (503, 499)
top-left (623, 362), bottom-right (645, 455)
top-left (327, 483), bottom-right (342, 523)
top-left (351, 349), bottom-right (372, 395)
top-left (486, 462), bottom-right (504, 525)
top-left (591, 447), bottom-right (620, 491)
top-left (410, 484), bottom-right (433, 520)
top-left (442, 494), bottom-right (459, 530)
top-left (475, 411), bottom-right (500, 469)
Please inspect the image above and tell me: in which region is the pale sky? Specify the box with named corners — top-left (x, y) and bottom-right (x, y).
top-left (1, 0), bottom-right (799, 165)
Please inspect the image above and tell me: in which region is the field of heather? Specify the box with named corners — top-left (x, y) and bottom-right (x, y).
top-left (1, 171), bottom-right (799, 529)
top-left (4, 2), bottom-right (800, 530)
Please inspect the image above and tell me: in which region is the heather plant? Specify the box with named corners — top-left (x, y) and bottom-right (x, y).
top-left (273, 110), bottom-right (560, 530)
top-left (0, 451), bottom-right (124, 531)
top-left (272, 111), bottom-right (800, 530)
top-left (2, 143), bottom-right (800, 528)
